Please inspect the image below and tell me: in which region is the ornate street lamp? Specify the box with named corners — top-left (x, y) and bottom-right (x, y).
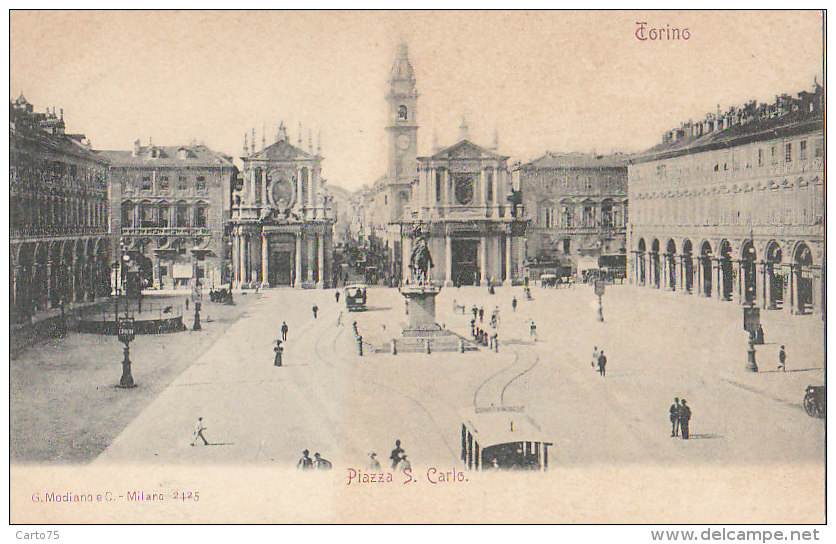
top-left (116, 316), bottom-right (136, 388)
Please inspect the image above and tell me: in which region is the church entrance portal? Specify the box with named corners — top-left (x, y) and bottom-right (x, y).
top-left (452, 239), bottom-right (479, 286)
top-left (269, 250), bottom-right (293, 286)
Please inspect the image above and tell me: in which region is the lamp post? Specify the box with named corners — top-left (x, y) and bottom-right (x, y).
top-left (192, 246), bottom-right (202, 331)
top-left (116, 316), bottom-right (136, 388)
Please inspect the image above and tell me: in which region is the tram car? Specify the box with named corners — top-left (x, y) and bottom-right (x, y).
top-left (460, 408), bottom-right (553, 471)
top-left (344, 284), bottom-right (368, 312)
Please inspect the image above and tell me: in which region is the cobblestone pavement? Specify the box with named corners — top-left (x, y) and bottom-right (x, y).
top-left (93, 283), bottom-right (823, 469)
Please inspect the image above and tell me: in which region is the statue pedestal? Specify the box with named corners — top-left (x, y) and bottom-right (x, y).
top-left (400, 284), bottom-right (442, 334)
top-left (395, 283), bottom-right (478, 353)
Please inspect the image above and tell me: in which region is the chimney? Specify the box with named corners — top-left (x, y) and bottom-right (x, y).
top-left (133, 138), bottom-right (141, 157)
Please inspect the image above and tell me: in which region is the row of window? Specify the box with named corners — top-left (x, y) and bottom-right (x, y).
top-left (638, 137), bottom-right (824, 190)
top-left (10, 195), bottom-right (108, 230)
top-left (121, 203), bottom-right (209, 229)
top-left (524, 173), bottom-right (626, 192)
top-left (10, 156), bottom-right (108, 190)
top-left (123, 174), bottom-right (208, 194)
top-left (631, 185), bottom-right (823, 228)
top-left (538, 203), bottom-right (627, 229)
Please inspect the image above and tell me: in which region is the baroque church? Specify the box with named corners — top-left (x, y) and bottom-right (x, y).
top-left (377, 43), bottom-right (528, 286)
top-left (228, 124), bottom-right (334, 288)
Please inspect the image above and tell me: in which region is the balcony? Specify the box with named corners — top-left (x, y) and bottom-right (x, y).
top-left (122, 226), bottom-right (211, 236)
top-left (10, 224), bottom-right (109, 239)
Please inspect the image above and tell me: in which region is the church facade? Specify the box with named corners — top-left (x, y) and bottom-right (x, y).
top-left (228, 126), bottom-right (334, 288)
top-left (399, 133), bottom-right (527, 286)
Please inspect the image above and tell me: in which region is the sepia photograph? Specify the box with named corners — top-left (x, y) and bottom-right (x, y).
top-left (7, 9), bottom-right (826, 528)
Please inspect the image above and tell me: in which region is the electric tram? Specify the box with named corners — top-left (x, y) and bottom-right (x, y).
top-left (344, 284), bottom-right (368, 312)
top-left (460, 408), bottom-right (553, 471)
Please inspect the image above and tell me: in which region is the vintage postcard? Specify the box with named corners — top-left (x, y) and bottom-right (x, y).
top-left (8, 10), bottom-right (826, 527)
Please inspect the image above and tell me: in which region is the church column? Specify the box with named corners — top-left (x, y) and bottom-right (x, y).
top-left (317, 232), bottom-right (325, 288)
top-left (444, 230), bottom-right (452, 286)
top-left (242, 233), bottom-right (250, 284)
top-left (492, 166), bottom-right (499, 216)
top-left (261, 233), bottom-right (269, 287)
top-left (714, 258), bottom-right (722, 300)
top-left (757, 261), bottom-right (768, 309)
top-left (493, 235), bottom-right (501, 284)
top-left (294, 231), bottom-right (302, 288)
top-left (443, 168), bottom-right (450, 211)
top-left (504, 234), bottom-right (513, 286)
top-left (783, 264), bottom-right (795, 315)
top-left (479, 235), bottom-right (487, 286)
top-left (736, 260), bottom-right (744, 305)
top-left (306, 233), bottom-right (315, 283)
top-left (480, 168), bottom-right (487, 215)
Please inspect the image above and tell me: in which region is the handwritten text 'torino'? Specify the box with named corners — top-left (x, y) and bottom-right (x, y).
top-left (636, 22), bottom-right (690, 41)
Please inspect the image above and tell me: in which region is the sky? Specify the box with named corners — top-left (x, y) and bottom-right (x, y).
top-left (10, 10), bottom-right (824, 192)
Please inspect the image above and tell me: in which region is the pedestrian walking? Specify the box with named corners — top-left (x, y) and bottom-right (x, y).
top-left (491, 326), bottom-right (499, 353)
top-left (185, 298), bottom-right (189, 310)
top-left (529, 320), bottom-right (537, 341)
top-left (273, 340), bottom-right (283, 367)
top-left (511, 296), bottom-right (518, 312)
top-left (478, 307), bottom-right (484, 323)
top-left (281, 321), bottom-right (289, 342)
top-left (190, 416), bottom-right (209, 446)
top-left (335, 291), bottom-right (340, 303)
top-left (470, 318), bottom-right (476, 338)
top-left (312, 305), bottom-right (318, 319)
top-left (591, 346), bottom-right (599, 368)
top-left (669, 398), bottom-right (681, 437)
top-left (314, 452), bottom-right (332, 470)
top-left (390, 439), bottom-right (405, 469)
top-left (367, 452), bottom-right (381, 471)
top-left (597, 350), bottom-right (607, 377)
top-left (297, 449), bottom-right (314, 470)
top-left (679, 400), bottom-right (692, 439)
top-left (472, 305), bottom-right (478, 319)
top-left (778, 345), bottom-right (787, 371)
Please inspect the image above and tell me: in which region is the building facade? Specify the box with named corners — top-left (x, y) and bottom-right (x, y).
top-left (228, 126), bottom-right (334, 288)
top-left (10, 94), bottom-right (111, 323)
top-left (100, 140), bottom-right (237, 291)
top-left (628, 83), bottom-right (824, 315)
top-left (399, 135), bottom-right (527, 286)
top-left (519, 152), bottom-right (628, 275)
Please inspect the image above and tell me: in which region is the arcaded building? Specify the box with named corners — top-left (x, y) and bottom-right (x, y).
top-left (10, 94), bottom-right (111, 323)
top-left (628, 83), bottom-right (824, 315)
top-left (519, 152), bottom-right (628, 275)
top-left (228, 125), bottom-right (334, 288)
top-left (101, 140), bottom-right (237, 291)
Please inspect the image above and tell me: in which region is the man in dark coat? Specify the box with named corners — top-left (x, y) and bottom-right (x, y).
top-left (679, 400), bottom-right (692, 439)
top-left (312, 305), bottom-right (318, 319)
top-left (669, 397), bottom-right (681, 437)
top-left (281, 321), bottom-right (289, 342)
top-left (598, 350), bottom-right (607, 377)
top-left (390, 439), bottom-right (404, 469)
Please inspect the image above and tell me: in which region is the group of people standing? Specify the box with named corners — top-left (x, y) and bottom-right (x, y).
top-left (668, 398), bottom-right (693, 439)
top-left (365, 439), bottom-right (411, 472)
top-left (469, 304), bottom-right (500, 352)
top-left (297, 449), bottom-right (332, 470)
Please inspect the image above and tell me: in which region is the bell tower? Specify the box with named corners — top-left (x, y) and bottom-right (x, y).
top-left (386, 42), bottom-right (419, 189)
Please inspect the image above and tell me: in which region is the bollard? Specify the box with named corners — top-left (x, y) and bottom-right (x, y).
top-left (392, 339), bottom-right (398, 355)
